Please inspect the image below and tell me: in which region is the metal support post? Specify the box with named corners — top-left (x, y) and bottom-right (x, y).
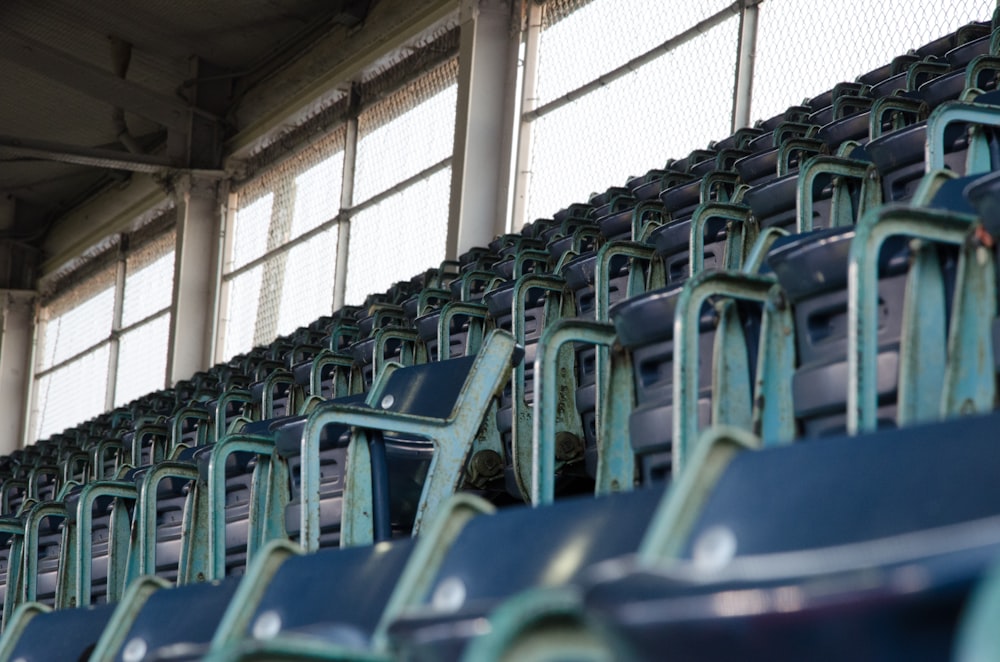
top-left (333, 90), bottom-right (359, 312)
top-left (731, 0), bottom-right (760, 131)
top-left (105, 240), bottom-right (127, 410)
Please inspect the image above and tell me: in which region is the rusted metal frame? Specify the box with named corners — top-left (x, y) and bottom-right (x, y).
top-left (510, 275), bottom-right (574, 501)
top-left (532, 319), bottom-right (624, 505)
top-left (204, 434), bottom-right (277, 581)
top-left (65, 480), bottom-right (137, 608)
top-left (673, 272), bottom-right (775, 474)
top-left (750, 283), bottom-right (797, 446)
top-left (298, 329), bottom-right (516, 551)
top-left (848, 205), bottom-right (979, 433)
top-left (128, 461), bottom-right (199, 582)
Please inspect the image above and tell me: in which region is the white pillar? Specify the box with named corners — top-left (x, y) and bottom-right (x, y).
top-left (167, 174), bottom-right (224, 384)
top-left (446, 0), bottom-right (518, 259)
top-left (333, 112), bottom-right (359, 312)
top-left (509, 0), bottom-right (543, 234)
top-left (731, 0), bottom-right (760, 131)
top-left (0, 291), bottom-right (35, 452)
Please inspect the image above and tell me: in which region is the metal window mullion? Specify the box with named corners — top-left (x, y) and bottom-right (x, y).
top-left (33, 338), bottom-right (115, 382)
top-left (116, 307), bottom-right (171, 339)
top-left (214, 190), bottom-right (239, 364)
top-left (731, 0), bottom-right (761, 131)
top-left (333, 105), bottom-right (359, 312)
top-left (31, 337), bottom-right (111, 440)
top-left (105, 239), bottom-right (127, 411)
top-left (219, 153), bottom-right (449, 290)
top-left (32, 302), bottom-right (172, 380)
top-left (349, 156), bottom-right (452, 215)
top-left (32, 301), bottom-right (168, 386)
top-left (222, 210), bottom-right (342, 283)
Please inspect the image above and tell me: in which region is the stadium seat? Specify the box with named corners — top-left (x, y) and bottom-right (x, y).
top-left (574, 414), bottom-right (1000, 661)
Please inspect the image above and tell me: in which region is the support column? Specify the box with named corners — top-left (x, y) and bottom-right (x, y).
top-left (167, 174), bottom-right (224, 384)
top-left (333, 88), bottom-right (360, 312)
top-left (446, 0), bottom-right (518, 260)
top-left (0, 291), bottom-right (35, 452)
top-left (510, 0), bottom-right (542, 234)
top-left (731, 0), bottom-right (760, 131)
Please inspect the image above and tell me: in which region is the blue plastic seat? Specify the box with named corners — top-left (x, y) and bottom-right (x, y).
top-left (0, 602), bottom-right (116, 661)
top-left (213, 540), bottom-right (414, 659)
top-left (579, 412), bottom-right (1000, 660)
top-left (586, 532), bottom-right (998, 661)
top-left (271, 394), bottom-right (367, 549)
top-left (767, 226), bottom-right (911, 436)
top-left (608, 285), bottom-right (718, 483)
top-left (387, 486), bottom-right (665, 660)
top-left (867, 88), bottom-right (1000, 203)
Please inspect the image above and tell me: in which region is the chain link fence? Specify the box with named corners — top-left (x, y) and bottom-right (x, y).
top-left (114, 314), bottom-right (171, 408)
top-left (222, 128), bottom-right (345, 358)
top-left (115, 227), bottom-right (176, 406)
top-left (525, 0), bottom-right (740, 221)
top-left (37, 263), bottom-right (116, 372)
top-left (122, 228), bottom-right (175, 328)
top-left (534, 0), bottom-right (733, 107)
top-left (354, 59), bottom-right (459, 204)
top-left (345, 58), bottom-right (458, 304)
top-left (345, 166), bottom-right (452, 304)
top-left (750, 0), bottom-right (996, 123)
top-left (33, 263), bottom-right (116, 440)
top-left (222, 56), bottom-right (458, 356)
top-left (32, 218), bottom-right (176, 438)
top-left (34, 345), bottom-right (111, 441)
top-left (521, 0), bottom-right (996, 223)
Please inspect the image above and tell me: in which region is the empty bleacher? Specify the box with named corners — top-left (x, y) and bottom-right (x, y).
top-left (5, 6), bottom-right (1000, 662)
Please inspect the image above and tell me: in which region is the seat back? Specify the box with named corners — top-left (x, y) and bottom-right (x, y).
top-left (683, 412), bottom-right (1000, 559)
top-left (112, 579), bottom-right (241, 662)
top-left (423, 487), bottom-right (663, 609)
top-left (378, 355), bottom-right (477, 420)
top-left (7, 603), bottom-right (115, 662)
top-left (244, 539), bottom-right (415, 644)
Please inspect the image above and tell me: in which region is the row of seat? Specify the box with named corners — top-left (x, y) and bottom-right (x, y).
top-left (6, 413), bottom-right (1000, 660)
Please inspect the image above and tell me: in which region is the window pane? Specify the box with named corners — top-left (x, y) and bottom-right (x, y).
top-left (355, 60), bottom-right (458, 203)
top-left (39, 266), bottom-right (116, 369)
top-left (34, 344), bottom-right (110, 440)
top-left (751, 0), bottom-right (994, 122)
top-left (536, 0), bottom-right (733, 106)
top-left (345, 167), bottom-right (450, 305)
top-left (114, 313), bottom-right (171, 407)
top-left (122, 230), bottom-right (175, 327)
top-left (276, 230), bottom-right (338, 338)
top-left (291, 154), bottom-right (343, 239)
top-left (224, 128), bottom-right (346, 360)
top-left (231, 192), bottom-right (274, 271)
top-left (222, 265), bottom-right (263, 358)
top-left (527, 14), bottom-right (738, 220)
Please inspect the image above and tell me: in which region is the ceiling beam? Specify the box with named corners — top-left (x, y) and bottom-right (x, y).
top-left (0, 134), bottom-right (176, 173)
top-left (0, 25), bottom-right (195, 133)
